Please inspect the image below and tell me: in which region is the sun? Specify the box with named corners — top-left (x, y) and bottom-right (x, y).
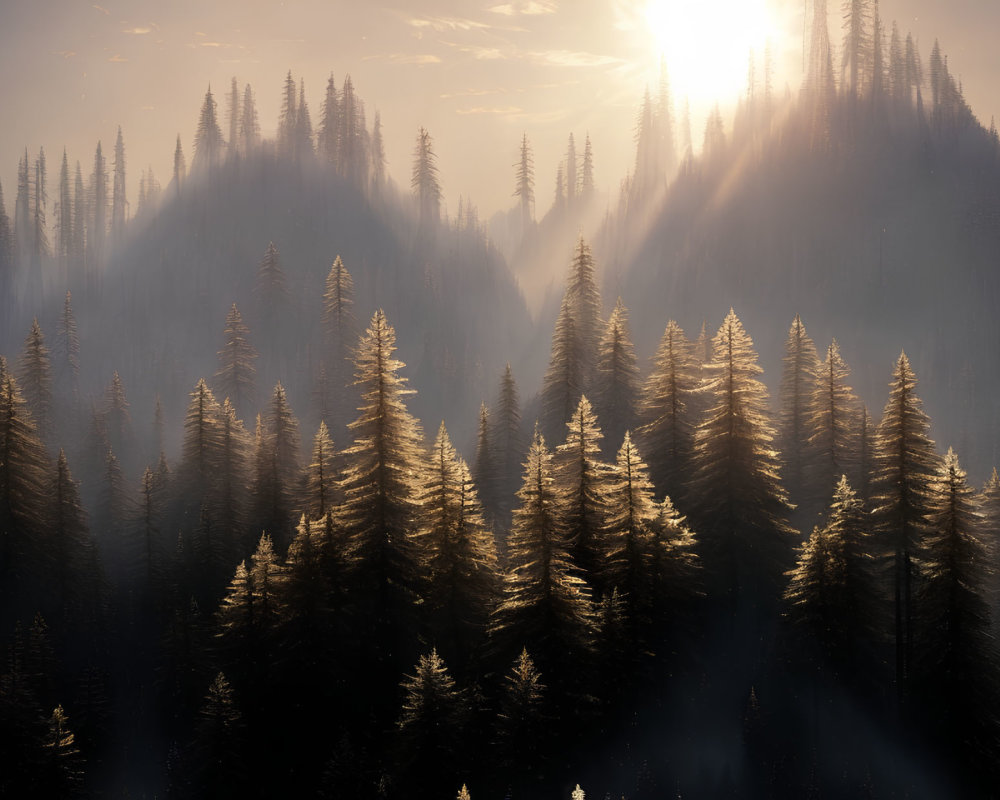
top-left (644, 0), bottom-right (777, 104)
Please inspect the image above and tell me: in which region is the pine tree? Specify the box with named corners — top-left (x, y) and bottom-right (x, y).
top-left (555, 396), bottom-right (611, 594)
top-left (687, 310), bottom-right (796, 609)
top-left (303, 421), bottom-right (336, 519)
top-left (540, 238), bottom-right (603, 442)
top-left (180, 378), bottom-right (222, 495)
top-left (979, 469), bottom-right (1000, 625)
top-left (89, 141), bottom-right (107, 267)
top-left (226, 77), bottom-right (240, 156)
top-left (215, 398), bottom-right (250, 565)
top-left (56, 150), bottom-right (72, 269)
top-left (42, 705), bottom-right (84, 794)
top-left (473, 403), bottom-right (499, 524)
top-left (778, 315), bottom-right (820, 509)
top-left (593, 298), bottom-right (639, 458)
top-left (215, 303), bottom-right (257, 416)
top-left (339, 310), bottom-right (426, 677)
top-left (278, 70), bottom-right (298, 158)
top-left (638, 320), bottom-right (697, 504)
top-left (191, 672), bottom-right (245, 796)
top-left (172, 134), bottom-right (186, 197)
top-left (320, 255), bottom-right (357, 434)
top-left (0, 180), bottom-right (13, 306)
top-left (371, 110), bottom-right (386, 191)
top-left (70, 163), bottom-right (85, 273)
top-left (807, 340), bottom-right (859, 513)
top-left (14, 151), bottom-right (30, 268)
top-left (495, 648), bottom-right (548, 781)
top-left (785, 477), bottom-right (877, 676)
top-left (513, 133), bottom-right (534, 227)
top-left (253, 383), bottom-right (300, 549)
top-left (318, 73), bottom-right (340, 166)
top-left (412, 127), bottom-right (441, 225)
top-left (916, 449), bottom-right (998, 774)
top-left (418, 423), bottom-right (498, 671)
top-left (489, 430), bottom-right (594, 688)
top-left (193, 85), bottom-right (225, 172)
top-left (32, 148), bottom-right (49, 273)
top-left (842, 0), bottom-right (873, 100)
top-left (17, 319), bottom-right (52, 436)
top-left (870, 352), bottom-right (938, 703)
top-left (240, 84), bottom-right (259, 155)
top-left (103, 370), bottom-right (132, 460)
top-left (492, 363), bottom-right (523, 516)
top-left (51, 450), bottom-right (99, 617)
top-left (254, 241), bottom-right (288, 306)
top-left (111, 127), bottom-right (127, 243)
top-left (580, 134), bottom-right (594, 201)
top-left (294, 78), bottom-right (314, 160)
top-left (565, 133), bottom-right (577, 210)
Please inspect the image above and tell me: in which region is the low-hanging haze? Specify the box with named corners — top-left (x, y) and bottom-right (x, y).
top-left (2, 0), bottom-right (998, 222)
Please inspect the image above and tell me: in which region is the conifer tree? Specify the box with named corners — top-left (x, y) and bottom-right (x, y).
top-left (870, 352), bottom-right (938, 702)
top-left (473, 404), bottom-right (499, 523)
top-left (70, 163), bottom-right (85, 272)
top-left (412, 127), bottom-right (442, 225)
top-left (638, 320), bottom-right (696, 504)
top-left (193, 86), bottom-right (224, 172)
top-left (339, 310), bottom-right (426, 676)
top-left (371, 111), bottom-right (386, 191)
top-left (492, 363), bottom-right (524, 513)
top-left (103, 370), bottom-right (132, 461)
top-left (215, 398), bottom-right (250, 564)
top-left (0, 180), bottom-right (13, 305)
top-left (489, 430), bottom-right (594, 686)
top-left (226, 77), bottom-right (240, 156)
top-left (32, 148), bottom-right (49, 272)
top-left (254, 241), bottom-right (288, 306)
top-left (240, 83), bottom-right (259, 155)
top-left (418, 423), bottom-right (498, 671)
top-left (51, 450), bottom-right (98, 618)
top-left (278, 70), bottom-right (298, 158)
top-left (778, 315), bottom-right (820, 509)
top-left (593, 298), bottom-right (639, 458)
top-left (191, 672), bottom-right (245, 796)
top-left (514, 133), bottom-right (534, 227)
top-left (215, 303), bottom-right (257, 416)
top-left (111, 127), bottom-right (127, 243)
top-left (303, 421), bottom-right (336, 519)
top-left (540, 238), bottom-right (603, 442)
top-left (581, 134), bottom-right (594, 201)
top-left (565, 133), bottom-right (577, 209)
top-left (495, 648), bottom-right (548, 782)
top-left (808, 340), bottom-right (859, 512)
top-left (17, 319), bottom-right (52, 436)
top-left (172, 135), bottom-right (186, 197)
top-left (14, 151), bottom-right (30, 268)
top-left (979, 469), bottom-right (1000, 622)
top-left (56, 150), bottom-right (72, 269)
top-left (89, 141), bottom-right (107, 266)
top-left (294, 78), bottom-right (314, 160)
top-left (180, 378), bottom-right (222, 497)
top-left (916, 450), bottom-right (998, 773)
top-left (556, 396), bottom-right (611, 594)
top-left (42, 704), bottom-right (84, 794)
top-left (318, 73), bottom-right (340, 166)
top-left (253, 383), bottom-right (300, 549)
top-left (320, 255), bottom-right (357, 433)
top-left (687, 310), bottom-right (796, 609)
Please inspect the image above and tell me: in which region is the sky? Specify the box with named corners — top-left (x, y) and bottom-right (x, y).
top-left (2, 0), bottom-right (999, 221)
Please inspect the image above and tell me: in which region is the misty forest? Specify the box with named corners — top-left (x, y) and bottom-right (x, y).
top-left (2, 1), bottom-right (1000, 798)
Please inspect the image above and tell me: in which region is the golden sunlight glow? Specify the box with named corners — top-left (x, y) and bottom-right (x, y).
top-left (644, 0), bottom-right (777, 103)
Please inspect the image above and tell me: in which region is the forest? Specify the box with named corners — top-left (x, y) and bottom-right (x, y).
top-left (1, 1), bottom-right (1000, 798)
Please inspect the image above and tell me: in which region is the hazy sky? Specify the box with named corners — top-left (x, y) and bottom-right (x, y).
top-left (2, 0), bottom-right (998, 220)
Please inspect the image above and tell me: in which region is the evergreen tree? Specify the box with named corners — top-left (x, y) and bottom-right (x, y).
top-left (778, 315), bottom-right (820, 509)
top-left (42, 704), bottom-right (84, 794)
top-left (540, 238), bottom-right (603, 442)
top-left (495, 648), bottom-right (548, 783)
top-left (0, 180), bottom-right (13, 306)
top-left (193, 85), bottom-right (225, 172)
top-left (638, 320), bottom-right (697, 504)
top-left (51, 450), bottom-right (99, 618)
top-left (32, 148), bottom-right (49, 273)
top-left (303, 421), bottom-right (336, 519)
top-left (103, 370), bottom-right (132, 460)
top-left (785, 477), bottom-right (877, 676)
top-left (916, 449), bottom-right (998, 777)
top-left (687, 310), bottom-right (796, 609)
top-left (320, 255), bottom-right (357, 434)
top-left (254, 241), bottom-right (289, 306)
top-left (807, 340), bottom-right (860, 513)
top-left (240, 83), bottom-right (259, 155)
top-left (418, 423), bottom-right (498, 671)
top-left (593, 298), bottom-right (639, 458)
top-left (555, 396), bottom-right (611, 594)
top-left (215, 303), bottom-right (257, 416)
top-left (253, 383), bottom-right (300, 549)
top-left (489, 430), bottom-right (594, 688)
top-left (278, 70), bottom-right (298, 158)
top-left (215, 398), bottom-right (250, 565)
top-left (17, 319), bottom-right (52, 436)
top-left (191, 672), bottom-right (245, 796)
top-left (172, 134), bottom-right (186, 197)
top-left (492, 363), bottom-right (523, 514)
top-left (514, 133), bottom-right (534, 227)
top-left (870, 352), bottom-right (938, 703)
top-left (294, 78), bottom-right (314, 160)
top-left (980, 469), bottom-right (1000, 625)
top-left (70, 163), bottom-right (85, 273)
top-left (412, 127), bottom-right (441, 225)
top-left (180, 378), bottom-right (222, 499)
top-left (89, 141), bottom-right (107, 267)
top-left (318, 73), bottom-right (340, 166)
top-left (580, 134), bottom-right (594, 201)
top-left (226, 77), bottom-right (240, 156)
top-left (473, 403), bottom-right (499, 524)
top-left (56, 149), bottom-right (72, 269)
top-left (371, 110), bottom-right (386, 191)
top-left (14, 152), bottom-right (30, 267)
top-left (565, 133), bottom-right (577, 210)
top-left (111, 127), bottom-right (126, 243)
top-left (339, 310), bottom-right (426, 678)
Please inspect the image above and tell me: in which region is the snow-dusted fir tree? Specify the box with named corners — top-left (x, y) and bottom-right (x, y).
top-left (593, 298), bottom-right (640, 457)
top-left (214, 303), bottom-right (257, 417)
top-left (490, 429), bottom-right (594, 687)
top-left (417, 423), bottom-right (498, 672)
top-left (870, 352), bottom-right (938, 700)
top-left (540, 238), bottom-right (603, 442)
top-left (638, 319), bottom-right (697, 503)
top-left (807, 340), bottom-right (860, 512)
top-left (688, 309), bottom-right (796, 609)
top-left (339, 310), bottom-right (427, 670)
top-left (555, 396), bottom-right (612, 593)
top-left (778, 315), bottom-right (820, 508)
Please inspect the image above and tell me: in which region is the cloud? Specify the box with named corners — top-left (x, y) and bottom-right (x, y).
top-left (441, 41), bottom-right (508, 60)
top-left (364, 52), bottom-right (442, 65)
top-left (54, 50), bottom-right (76, 59)
top-left (409, 16), bottom-right (490, 32)
top-left (529, 49), bottom-right (622, 67)
top-left (440, 88), bottom-right (509, 99)
top-left (108, 54), bottom-right (128, 62)
top-left (122, 26), bottom-right (152, 34)
top-left (489, 1), bottom-right (557, 15)
top-left (92, 4), bottom-right (110, 15)
top-left (455, 106), bottom-right (523, 115)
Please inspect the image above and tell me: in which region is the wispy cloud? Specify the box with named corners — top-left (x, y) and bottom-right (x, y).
top-left (409, 16), bottom-right (490, 33)
top-left (364, 52), bottom-right (443, 65)
top-left (54, 50), bottom-right (76, 59)
top-left (440, 88), bottom-right (510, 99)
top-left (489, 1), bottom-right (557, 15)
top-left (440, 41), bottom-right (509, 60)
top-left (122, 25), bottom-right (152, 34)
top-left (455, 106), bottom-right (523, 115)
top-left (529, 49), bottom-right (622, 67)
top-left (108, 54), bottom-right (128, 62)
top-left (92, 4), bottom-right (110, 15)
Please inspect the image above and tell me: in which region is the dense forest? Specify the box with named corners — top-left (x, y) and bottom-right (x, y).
top-left (2, 2), bottom-right (1000, 798)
